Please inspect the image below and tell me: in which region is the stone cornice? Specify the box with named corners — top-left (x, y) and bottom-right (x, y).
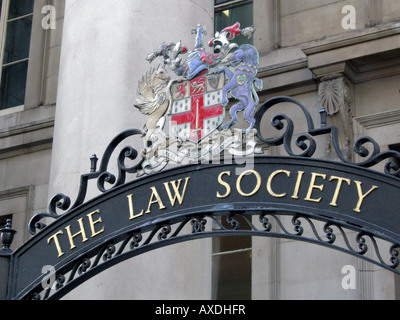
top-left (302, 21), bottom-right (400, 55)
top-left (0, 106), bottom-right (55, 159)
top-left (354, 109), bottom-right (400, 130)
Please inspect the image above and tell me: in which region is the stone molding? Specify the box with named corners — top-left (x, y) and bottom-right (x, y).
top-left (0, 117), bottom-right (54, 160)
top-left (318, 73), bottom-right (354, 116)
top-left (353, 108), bottom-right (400, 137)
top-left (302, 21), bottom-right (400, 82)
top-left (302, 20), bottom-right (400, 56)
top-left (318, 73), bottom-right (355, 160)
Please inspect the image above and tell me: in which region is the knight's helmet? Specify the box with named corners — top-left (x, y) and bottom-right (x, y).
top-left (184, 25), bottom-right (210, 80)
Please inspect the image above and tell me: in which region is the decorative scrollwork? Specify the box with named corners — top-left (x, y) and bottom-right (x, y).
top-left (130, 232), bottom-right (143, 250)
top-left (97, 172), bottom-right (117, 193)
top-left (29, 129), bottom-right (144, 235)
top-left (291, 215), bottom-right (304, 236)
top-left (259, 214), bottom-right (272, 232)
top-left (191, 216), bottom-right (207, 233)
top-left (269, 113), bottom-right (317, 158)
top-left (23, 210), bottom-right (400, 300)
top-left (255, 96), bottom-right (400, 178)
top-left (78, 258), bottom-right (91, 275)
top-left (103, 244), bottom-right (116, 262)
top-left (355, 233), bottom-right (368, 255)
top-left (322, 223), bottom-right (336, 244)
top-left (158, 225), bottom-right (172, 240)
top-left (55, 274), bottom-right (66, 291)
top-left (255, 97), bottom-right (317, 155)
top-left (389, 245), bottom-right (400, 268)
top-left (385, 161), bottom-right (400, 177)
top-left (226, 214), bottom-right (240, 230)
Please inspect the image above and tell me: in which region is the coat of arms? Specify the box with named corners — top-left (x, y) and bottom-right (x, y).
top-left (134, 23), bottom-right (263, 175)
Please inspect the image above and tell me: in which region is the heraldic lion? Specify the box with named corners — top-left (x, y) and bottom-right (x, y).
top-left (134, 65), bottom-right (171, 148)
top-left (216, 44), bottom-right (263, 133)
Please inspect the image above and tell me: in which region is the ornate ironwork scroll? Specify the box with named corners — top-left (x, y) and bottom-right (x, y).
top-left (25, 209), bottom-right (400, 300)
top-left (29, 129), bottom-right (144, 235)
top-left (255, 96), bottom-right (400, 176)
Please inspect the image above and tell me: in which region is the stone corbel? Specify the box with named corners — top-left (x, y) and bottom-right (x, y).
top-left (318, 73), bottom-right (355, 161)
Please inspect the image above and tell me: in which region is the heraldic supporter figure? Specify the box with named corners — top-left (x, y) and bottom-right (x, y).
top-left (214, 44), bottom-right (263, 134)
top-left (133, 22), bottom-right (263, 174)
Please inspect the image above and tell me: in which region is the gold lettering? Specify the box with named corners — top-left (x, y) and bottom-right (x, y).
top-left (87, 209), bottom-right (105, 238)
top-left (164, 177), bottom-right (190, 207)
top-left (329, 176), bottom-right (351, 207)
top-left (236, 170), bottom-right (261, 197)
top-left (65, 218), bottom-right (88, 250)
top-left (146, 186), bottom-right (166, 214)
top-left (127, 194), bottom-right (144, 220)
top-left (305, 173), bottom-right (327, 203)
top-left (291, 171), bottom-right (305, 199)
top-left (48, 230), bottom-right (64, 258)
top-left (217, 171), bottom-right (231, 199)
top-left (267, 170), bottom-right (291, 198)
top-left (353, 181), bottom-right (378, 213)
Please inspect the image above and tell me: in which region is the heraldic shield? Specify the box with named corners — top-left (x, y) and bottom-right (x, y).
top-left (170, 71), bottom-right (225, 143)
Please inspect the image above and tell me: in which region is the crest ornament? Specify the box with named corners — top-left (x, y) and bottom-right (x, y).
top-left (134, 64), bottom-right (171, 148)
top-left (134, 22), bottom-right (263, 175)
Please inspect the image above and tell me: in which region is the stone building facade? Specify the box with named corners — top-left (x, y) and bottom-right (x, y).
top-left (1, 0), bottom-right (400, 300)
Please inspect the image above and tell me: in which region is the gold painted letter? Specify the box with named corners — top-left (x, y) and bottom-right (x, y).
top-left (291, 171), bottom-right (305, 199)
top-left (87, 209), bottom-right (105, 238)
top-left (65, 218), bottom-right (88, 250)
top-left (48, 230), bottom-right (64, 258)
top-left (127, 194), bottom-right (144, 220)
top-left (305, 173), bottom-right (327, 203)
top-left (353, 181), bottom-right (378, 213)
top-left (267, 170), bottom-right (291, 198)
top-left (164, 177), bottom-right (190, 207)
top-left (236, 170), bottom-right (261, 197)
top-left (329, 176), bottom-right (351, 207)
top-left (146, 187), bottom-right (166, 214)
top-left (217, 171), bottom-right (231, 199)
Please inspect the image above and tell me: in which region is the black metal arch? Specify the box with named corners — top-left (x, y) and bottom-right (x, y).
top-left (4, 95), bottom-right (400, 300)
top-left (21, 206), bottom-right (400, 300)
top-left (7, 153), bottom-right (400, 300)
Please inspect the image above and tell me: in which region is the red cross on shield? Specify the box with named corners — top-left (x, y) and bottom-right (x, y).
top-left (170, 71), bottom-right (225, 143)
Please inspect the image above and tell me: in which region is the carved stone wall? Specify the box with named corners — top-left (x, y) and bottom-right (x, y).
top-left (318, 74), bottom-right (355, 160)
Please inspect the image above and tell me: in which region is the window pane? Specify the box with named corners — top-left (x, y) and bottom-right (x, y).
top-left (213, 215), bottom-right (251, 253)
top-left (0, 61), bottom-right (28, 109)
top-left (8, 0), bottom-right (34, 19)
top-left (212, 249), bottom-right (252, 300)
top-left (215, 0), bottom-right (233, 5)
top-left (212, 216), bottom-right (252, 300)
top-left (215, 2), bottom-right (253, 46)
top-left (3, 15), bottom-right (33, 64)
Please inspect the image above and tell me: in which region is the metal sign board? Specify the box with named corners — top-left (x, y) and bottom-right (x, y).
top-left (1, 22), bottom-right (400, 301)
top-left (5, 157), bottom-right (400, 300)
